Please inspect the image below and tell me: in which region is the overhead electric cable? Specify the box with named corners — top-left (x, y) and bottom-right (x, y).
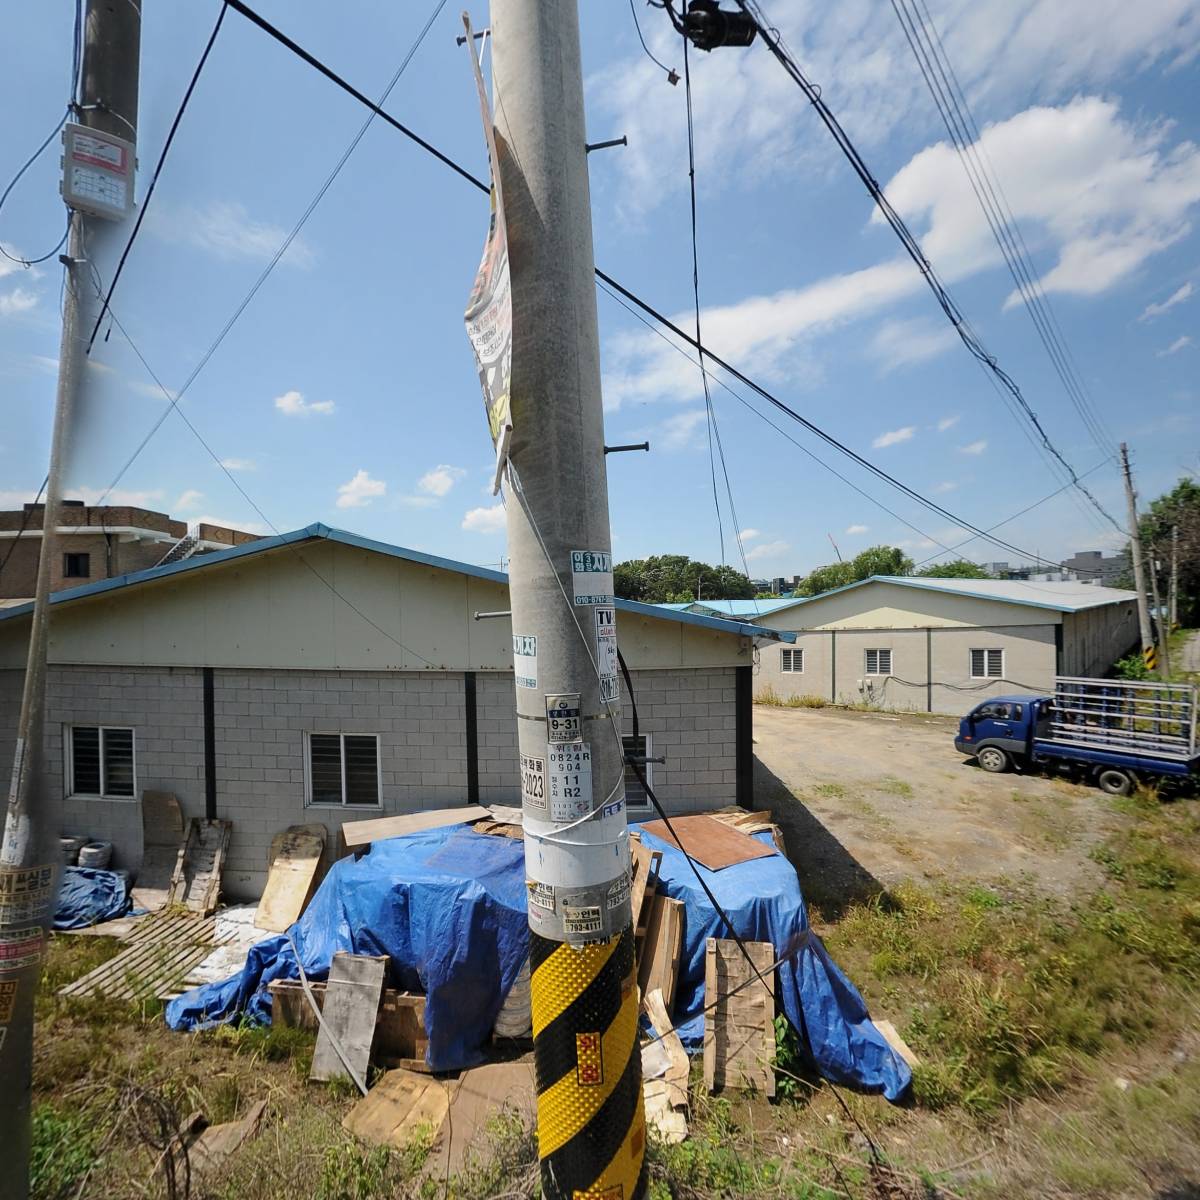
top-left (0, 477), bottom-right (50, 579)
top-left (87, 1), bottom-right (230, 352)
top-left (177, 0), bottom-right (1103, 575)
top-left (892, 0), bottom-right (1117, 458)
top-left (628, 0), bottom-right (677, 81)
top-left (726, 0), bottom-right (1125, 535)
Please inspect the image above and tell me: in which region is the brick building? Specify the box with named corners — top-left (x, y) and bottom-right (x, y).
top-left (0, 524), bottom-right (788, 899)
top-left (0, 500), bottom-right (260, 599)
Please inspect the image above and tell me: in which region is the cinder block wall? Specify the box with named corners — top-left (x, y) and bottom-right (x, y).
top-left (25, 662), bottom-right (738, 903)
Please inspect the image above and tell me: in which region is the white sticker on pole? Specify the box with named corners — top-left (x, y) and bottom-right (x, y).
top-left (545, 694), bottom-right (582, 744)
top-left (520, 753), bottom-right (547, 811)
top-left (595, 606), bottom-right (619, 704)
top-left (570, 550), bottom-right (614, 607)
top-left (562, 904), bottom-right (603, 936)
top-left (547, 742), bottom-right (593, 822)
top-left (513, 634), bottom-right (537, 690)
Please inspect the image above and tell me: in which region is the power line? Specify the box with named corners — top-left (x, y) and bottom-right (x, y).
top-left (0, 477), bottom-right (49, 580)
top-left (892, 0), bottom-right (1117, 460)
top-left (726, 0), bottom-right (1125, 536)
top-left (87, 0), bottom-right (229, 353)
top-left (628, 0), bottom-right (678, 81)
top-left (169, 0), bottom-right (1100, 576)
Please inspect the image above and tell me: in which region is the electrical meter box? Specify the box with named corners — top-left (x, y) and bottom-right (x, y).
top-left (61, 122), bottom-right (135, 221)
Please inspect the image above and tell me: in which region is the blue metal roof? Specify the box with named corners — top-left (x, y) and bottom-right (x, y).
top-left (0, 523), bottom-right (793, 643)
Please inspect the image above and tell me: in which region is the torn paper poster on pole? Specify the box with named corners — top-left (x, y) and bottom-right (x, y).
top-left (462, 15), bottom-right (513, 495)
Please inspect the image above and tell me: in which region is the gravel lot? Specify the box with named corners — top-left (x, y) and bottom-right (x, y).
top-left (752, 704), bottom-right (1131, 910)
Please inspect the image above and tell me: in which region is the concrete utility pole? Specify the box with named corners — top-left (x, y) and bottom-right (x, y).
top-left (491, 2), bottom-right (645, 1197)
top-left (1170, 525), bottom-right (1179, 630)
top-left (0, 4), bottom-right (141, 1196)
top-left (1120, 443), bottom-right (1158, 676)
top-left (1147, 546), bottom-right (1171, 677)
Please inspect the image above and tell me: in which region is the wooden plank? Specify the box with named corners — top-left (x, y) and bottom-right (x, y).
top-left (132, 790), bottom-right (184, 912)
top-left (638, 896), bottom-right (684, 1013)
top-left (341, 808), bottom-right (482, 850)
top-left (342, 1068), bottom-right (448, 1149)
top-left (629, 844), bottom-right (661, 933)
top-left (167, 820), bottom-right (232, 915)
top-left (188, 1099), bottom-right (268, 1177)
top-left (310, 952), bottom-right (388, 1085)
top-left (643, 987), bottom-right (689, 1111)
top-left (874, 1019), bottom-right (920, 1068)
top-left (640, 814), bottom-right (775, 872)
top-left (256, 824), bottom-right (327, 932)
top-left (703, 938), bottom-right (775, 1097)
top-left (432, 1062), bottom-right (536, 1176)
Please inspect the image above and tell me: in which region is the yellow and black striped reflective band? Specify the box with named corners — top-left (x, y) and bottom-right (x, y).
top-left (530, 926), bottom-right (647, 1200)
top-left (1144, 644), bottom-right (1158, 670)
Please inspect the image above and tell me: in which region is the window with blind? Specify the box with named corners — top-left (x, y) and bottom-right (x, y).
top-left (864, 648), bottom-right (892, 676)
top-left (306, 733), bottom-right (380, 807)
top-left (69, 726), bottom-right (135, 798)
top-left (970, 648), bottom-right (1004, 679)
top-left (780, 648), bottom-right (804, 673)
top-left (622, 734), bottom-right (652, 808)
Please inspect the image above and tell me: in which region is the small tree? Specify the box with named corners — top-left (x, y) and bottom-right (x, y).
top-left (915, 559), bottom-right (991, 579)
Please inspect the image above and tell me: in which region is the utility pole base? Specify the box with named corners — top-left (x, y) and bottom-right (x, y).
top-left (531, 927), bottom-right (647, 1199)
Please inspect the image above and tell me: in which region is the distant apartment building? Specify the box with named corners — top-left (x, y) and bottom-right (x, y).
top-left (0, 501), bottom-right (260, 600)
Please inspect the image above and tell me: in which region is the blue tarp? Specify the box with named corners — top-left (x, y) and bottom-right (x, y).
top-left (54, 866), bottom-right (133, 930)
top-left (164, 819), bottom-right (910, 1099)
top-left (637, 826), bottom-right (911, 1101)
top-left (165, 825), bottom-right (530, 1071)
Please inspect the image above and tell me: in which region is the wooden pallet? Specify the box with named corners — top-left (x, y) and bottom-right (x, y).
top-left (703, 937), bottom-right (775, 1097)
top-left (59, 909), bottom-right (226, 1002)
top-left (168, 819), bottom-right (232, 915)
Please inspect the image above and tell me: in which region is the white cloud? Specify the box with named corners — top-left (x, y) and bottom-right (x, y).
top-left (1139, 282), bottom-right (1193, 321)
top-left (1158, 335), bottom-right (1193, 357)
top-left (657, 408), bottom-right (710, 450)
top-left (594, 0), bottom-right (1200, 215)
top-left (0, 489), bottom-right (42, 506)
top-left (744, 539), bottom-right (789, 563)
top-left (872, 426), bottom-right (916, 449)
top-left (274, 389), bottom-right (334, 417)
top-left (219, 458), bottom-right (256, 472)
top-left (845, 524), bottom-right (869, 535)
top-left (933, 480), bottom-right (958, 493)
top-left (0, 247), bottom-right (44, 280)
top-left (462, 504), bottom-right (507, 533)
top-left (336, 469), bottom-right (386, 509)
top-left (936, 415), bottom-right (961, 432)
top-left (958, 439), bottom-right (988, 455)
top-left (64, 487), bottom-right (164, 507)
top-left (174, 489), bottom-right (204, 512)
top-left (870, 318), bottom-right (958, 371)
top-left (0, 288), bottom-right (38, 317)
top-left (418, 465), bottom-right (466, 497)
top-left (739, 528), bottom-right (761, 541)
top-left (153, 201), bottom-right (314, 267)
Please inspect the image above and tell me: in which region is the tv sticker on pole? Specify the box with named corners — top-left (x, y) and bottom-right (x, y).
top-left (570, 550), bottom-right (614, 606)
top-left (545, 694), bottom-right (582, 744)
top-left (595, 606), bottom-right (619, 703)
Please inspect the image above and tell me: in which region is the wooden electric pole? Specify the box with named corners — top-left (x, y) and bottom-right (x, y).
top-left (1119, 443), bottom-right (1159, 676)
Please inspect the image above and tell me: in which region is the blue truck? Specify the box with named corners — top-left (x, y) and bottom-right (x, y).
top-left (955, 676), bottom-right (1199, 795)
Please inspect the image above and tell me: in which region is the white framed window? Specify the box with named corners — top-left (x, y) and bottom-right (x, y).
top-left (864, 648), bottom-right (892, 676)
top-left (68, 725), bottom-right (135, 799)
top-left (780, 648), bottom-right (804, 673)
top-left (622, 733), bottom-right (652, 809)
top-left (305, 733), bottom-right (381, 807)
top-left (970, 648), bottom-right (1004, 679)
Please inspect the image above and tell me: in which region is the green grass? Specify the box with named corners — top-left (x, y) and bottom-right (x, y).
top-left (30, 1103), bottom-right (102, 1200)
top-left (755, 686), bottom-right (829, 709)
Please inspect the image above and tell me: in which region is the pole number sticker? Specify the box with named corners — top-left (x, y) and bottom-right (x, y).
top-left (548, 743), bottom-right (592, 821)
top-left (512, 634), bottom-right (537, 690)
top-left (545, 694), bottom-right (582, 743)
top-left (595, 607), bottom-right (619, 704)
top-left (521, 754), bottom-right (547, 810)
top-left (570, 549), bottom-right (614, 606)
top-left (563, 904), bottom-right (604, 936)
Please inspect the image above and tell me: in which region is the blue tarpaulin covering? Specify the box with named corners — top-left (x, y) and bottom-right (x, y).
top-left (54, 867), bottom-right (133, 930)
top-left (637, 826), bottom-right (911, 1102)
top-left (164, 819), bottom-right (910, 1099)
top-left (165, 825), bottom-right (530, 1071)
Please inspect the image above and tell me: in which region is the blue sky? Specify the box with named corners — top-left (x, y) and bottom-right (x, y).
top-left (2, 0), bottom-right (1198, 580)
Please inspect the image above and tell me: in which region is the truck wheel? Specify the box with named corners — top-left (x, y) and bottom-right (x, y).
top-left (1097, 768), bottom-right (1134, 796)
top-left (977, 747), bottom-right (1009, 773)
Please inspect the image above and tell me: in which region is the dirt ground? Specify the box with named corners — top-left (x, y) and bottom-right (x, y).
top-left (752, 704), bottom-right (1131, 910)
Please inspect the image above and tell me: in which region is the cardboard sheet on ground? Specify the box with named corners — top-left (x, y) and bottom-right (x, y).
top-left (639, 814), bottom-right (775, 871)
top-left (341, 808), bottom-right (481, 849)
top-left (636, 824), bottom-right (912, 1102)
top-left (165, 826), bottom-right (529, 1072)
top-left (256, 824), bottom-right (326, 932)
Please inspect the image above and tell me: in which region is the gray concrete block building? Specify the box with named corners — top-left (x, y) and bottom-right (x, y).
top-left (0, 525), bottom-right (786, 899)
top-left (666, 575), bottom-right (1139, 716)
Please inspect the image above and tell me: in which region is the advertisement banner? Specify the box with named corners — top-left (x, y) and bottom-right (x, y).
top-left (462, 17), bottom-right (513, 492)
